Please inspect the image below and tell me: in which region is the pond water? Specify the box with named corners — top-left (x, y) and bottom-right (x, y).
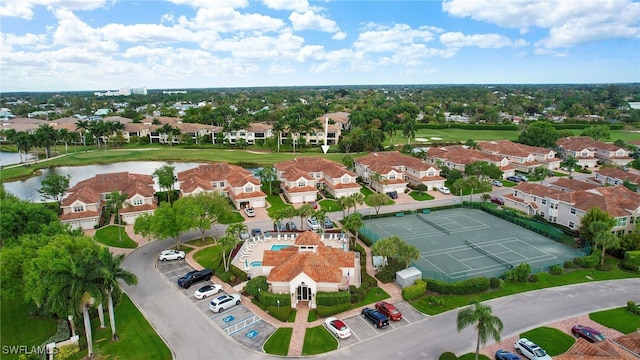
top-left (0, 151), bottom-right (34, 167)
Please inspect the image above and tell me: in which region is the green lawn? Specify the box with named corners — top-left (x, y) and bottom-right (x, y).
top-left (266, 194), bottom-right (293, 216)
top-left (307, 310), bottom-right (318, 322)
top-left (519, 327), bottom-right (574, 356)
top-left (409, 191), bottom-right (435, 201)
top-left (193, 245), bottom-right (224, 270)
top-left (410, 129), bottom-right (519, 143)
top-left (301, 326), bottom-right (338, 355)
top-left (263, 327), bottom-right (292, 356)
top-left (319, 199), bottom-right (343, 212)
top-left (352, 287), bottom-right (390, 308)
top-left (186, 236), bottom-right (218, 247)
top-left (412, 264), bottom-right (640, 315)
top-left (69, 294), bottom-right (171, 360)
top-left (360, 186), bottom-right (374, 196)
top-left (589, 307), bottom-right (640, 334)
top-left (458, 354), bottom-right (490, 360)
top-left (220, 211), bottom-right (244, 224)
top-left (0, 295), bottom-right (57, 360)
top-left (94, 225), bottom-right (138, 248)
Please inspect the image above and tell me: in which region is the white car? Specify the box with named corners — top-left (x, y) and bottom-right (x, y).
top-left (307, 218), bottom-right (321, 231)
top-left (514, 338), bottom-right (552, 360)
top-left (244, 207), bottom-right (256, 217)
top-left (324, 317), bottom-right (352, 339)
top-left (438, 186), bottom-right (451, 194)
top-left (209, 294), bottom-right (241, 312)
top-left (490, 180), bottom-right (503, 187)
top-left (158, 249), bottom-right (185, 261)
top-left (194, 284), bottom-right (223, 299)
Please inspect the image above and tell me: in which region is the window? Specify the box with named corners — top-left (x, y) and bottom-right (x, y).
top-left (540, 211), bottom-right (545, 217)
top-left (341, 176), bottom-right (349, 184)
top-left (219, 181), bottom-right (225, 187)
top-left (427, 170), bottom-right (435, 176)
top-left (388, 173), bottom-right (396, 180)
top-left (568, 221), bottom-right (575, 228)
top-left (541, 199), bottom-right (547, 205)
top-left (533, 196), bottom-right (537, 202)
top-left (133, 198), bottom-right (143, 206)
top-left (514, 190), bottom-right (518, 197)
top-left (617, 217), bottom-right (628, 227)
top-left (297, 180), bottom-right (306, 187)
top-left (73, 204), bottom-right (84, 212)
top-left (244, 185), bottom-right (254, 193)
top-left (570, 208), bottom-right (576, 215)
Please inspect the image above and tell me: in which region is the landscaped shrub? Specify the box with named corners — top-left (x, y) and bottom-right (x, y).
top-left (427, 277), bottom-right (490, 295)
top-left (564, 260), bottom-right (576, 269)
top-left (230, 264), bottom-right (248, 282)
top-left (361, 272), bottom-right (378, 290)
top-left (439, 352), bottom-right (458, 360)
top-left (573, 250), bottom-right (601, 269)
top-left (244, 276), bottom-right (268, 297)
top-left (316, 291), bottom-right (351, 306)
top-left (502, 262), bottom-right (531, 282)
top-left (620, 259), bottom-right (640, 272)
top-left (214, 267), bottom-right (232, 283)
top-left (267, 305), bottom-right (292, 322)
top-left (258, 291), bottom-right (291, 307)
top-left (316, 303), bottom-right (352, 317)
top-left (55, 344), bottom-right (80, 360)
top-left (549, 264), bottom-right (563, 275)
top-left (426, 296), bottom-right (445, 306)
top-left (528, 274), bottom-right (538, 282)
top-left (489, 277), bottom-right (502, 289)
top-left (349, 285), bottom-right (367, 303)
top-left (627, 301), bottom-right (640, 315)
top-left (375, 260), bottom-right (405, 283)
top-left (595, 262), bottom-right (613, 271)
top-left (402, 279), bottom-right (427, 301)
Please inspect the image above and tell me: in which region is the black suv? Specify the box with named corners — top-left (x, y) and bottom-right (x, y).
top-left (177, 268), bottom-right (213, 289)
top-left (386, 191), bottom-right (398, 199)
top-left (361, 307), bottom-right (389, 328)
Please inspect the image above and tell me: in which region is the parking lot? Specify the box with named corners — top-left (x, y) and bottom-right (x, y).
top-left (156, 258), bottom-right (427, 352)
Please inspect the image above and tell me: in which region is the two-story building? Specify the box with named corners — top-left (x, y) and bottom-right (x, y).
top-left (426, 145), bottom-right (515, 179)
top-left (60, 172), bottom-right (157, 230)
top-left (479, 140), bottom-right (561, 173)
top-left (177, 163), bottom-right (266, 210)
top-left (224, 122), bottom-right (274, 145)
top-left (593, 167), bottom-right (640, 189)
top-left (556, 136), bottom-right (632, 168)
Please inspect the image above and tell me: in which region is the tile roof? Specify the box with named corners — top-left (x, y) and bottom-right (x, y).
top-left (319, 112), bottom-right (350, 124)
top-left (275, 157), bottom-right (356, 181)
top-left (263, 231), bottom-right (354, 283)
top-left (248, 122), bottom-right (273, 132)
top-left (557, 136), bottom-right (627, 153)
top-left (596, 168), bottom-right (640, 184)
top-left (612, 332), bottom-right (640, 357)
top-left (427, 145), bottom-right (507, 165)
top-left (177, 163), bottom-right (261, 190)
top-left (552, 186), bottom-right (640, 217)
top-left (549, 178), bottom-right (601, 192)
top-left (513, 182), bottom-right (565, 198)
top-left (554, 337), bottom-right (638, 360)
top-left (479, 139), bottom-right (553, 157)
top-left (356, 151), bottom-right (436, 172)
top-left (62, 172), bottom-right (155, 206)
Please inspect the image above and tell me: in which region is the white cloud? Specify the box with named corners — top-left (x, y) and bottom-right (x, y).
top-left (167, 0), bottom-right (249, 9)
top-left (0, 0), bottom-right (107, 19)
top-left (100, 23), bottom-right (197, 44)
top-left (181, 6), bottom-right (285, 33)
top-left (332, 31), bottom-right (347, 40)
top-left (161, 13), bottom-right (175, 24)
top-left (442, 0), bottom-right (640, 49)
top-left (354, 23), bottom-right (437, 53)
top-left (440, 32), bottom-right (528, 49)
top-left (289, 11), bottom-right (340, 33)
top-left (51, 9), bottom-right (119, 54)
top-left (2, 33), bottom-right (49, 48)
top-left (261, 0), bottom-right (309, 12)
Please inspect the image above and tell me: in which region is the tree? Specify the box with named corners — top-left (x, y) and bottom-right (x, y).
top-left (349, 192), bottom-right (365, 213)
top-left (581, 125), bottom-right (611, 141)
top-left (465, 139), bottom-right (480, 149)
top-left (516, 121), bottom-right (559, 148)
top-left (256, 165), bottom-right (277, 195)
top-left (38, 173), bottom-right (71, 204)
top-left (371, 236), bottom-right (419, 268)
top-left (180, 192), bottom-right (233, 243)
top-left (533, 166), bottom-right (552, 185)
top-left (219, 235), bottom-right (238, 272)
top-left (578, 207), bottom-right (617, 263)
top-left (282, 206), bottom-right (299, 229)
top-left (153, 165), bottom-right (176, 203)
top-left (341, 155), bottom-right (354, 170)
top-left (106, 190), bottom-right (128, 243)
top-left (464, 161), bottom-right (503, 181)
top-left (298, 203), bottom-right (315, 230)
top-left (402, 119), bottom-right (416, 144)
top-left (34, 124), bottom-right (58, 159)
top-left (98, 247), bottom-right (137, 340)
top-left (368, 192), bottom-right (388, 214)
top-left (270, 208), bottom-right (285, 233)
top-left (133, 201), bottom-right (196, 249)
top-left (226, 222), bottom-right (248, 241)
top-left (75, 119), bottom-right (90, 152)
top-left (456, 302), bottom-right (504, 360)
top-left (343, 212), bottom-right (364, 249)
top-left (560, 155), bottom-right (580, 177)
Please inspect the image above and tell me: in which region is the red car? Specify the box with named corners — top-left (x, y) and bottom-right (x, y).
top-left (375, 301), bottom-right (402, 321)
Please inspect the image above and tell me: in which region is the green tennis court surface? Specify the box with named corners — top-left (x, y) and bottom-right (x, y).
top-left (363, 208), bottom-right (578, 282)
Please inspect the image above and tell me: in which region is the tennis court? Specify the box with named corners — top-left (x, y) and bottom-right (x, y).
top-left (363, 208), bottom-right (578, 281)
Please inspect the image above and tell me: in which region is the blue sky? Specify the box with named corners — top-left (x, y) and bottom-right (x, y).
top-left (1, 0), bottom-right (639, 92)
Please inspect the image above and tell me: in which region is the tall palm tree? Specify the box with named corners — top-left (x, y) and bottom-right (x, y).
top-left (98, 247), bottom-right (137, 341)
top-left (106, 191), bottom-right (128, 243)
top-left (270, 208), bottom-right (285, 233)
top-left (403, 119), bottom-right (416, 144)
top-left (456, 301), bottom-right (504, 360)
top-left (219, 235), bottom-right (238, 272)
top-left (298, 203), bottom-right (315, 230)
top-left (75, 119), bottom-right (90, 152)
top-left (227, 222), bottom-right (248, 241)
top-left (47, 255), bottom-right (105, 358)
top-left (343, 212), bottom-right (364, 249)
top-left (256, 165), bottom-right (277, 195)
top-left (35, 124), bottom-right (58, 159)
top-left (560, 155), bottom-right (579, 177)
top-left (349, 192), bottom-right (365, 213)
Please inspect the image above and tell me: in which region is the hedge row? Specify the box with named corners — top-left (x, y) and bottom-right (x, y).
top-left (402, 279), bottom-right (427, 301)
top-left (316, 303), bottom-right (352, 318)
top-left (266, 305), bottom-right (292, 322)
top-left (413, 123), bottom-right (519, 131)
top-left (316, 291), bottom-right (351, 306)
top-left (552, 123), bottom-right (624, 130)
top-left (258, 291), bottom-right (291, 307)
top-left (427, 277), bottom-right (490, 295)
top-left (573, 249), bottom-right (601, 269)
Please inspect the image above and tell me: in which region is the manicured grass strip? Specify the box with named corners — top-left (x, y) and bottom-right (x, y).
top-left (411, 265), bottom-right (640, 315)
top-left (519, 327), bottom-right (574, 356)
top-left (360, 186), bottom-right (374, 196)
top-left (352, 287), bottom-right (390, 308)
top-left (319, 199), bottom-right (343, 212)
top-left (590, 307), bottom-right (640, 334)
top-left (287, 309), bottom-right (297, 323)
top-left (409, 191), bottom-right (435, 201)
top-left (0, 295), bottom-right (57, 360)
top-left (186, 237), bottom-right (218, 247)
top-left (193, 245), bottom-right (223, 270)
top-left (266, 194), bottom-right (294, 216)
top-left (75, 294), bottom-right (171, 360)
top-left (94, 225), bottom-right (138, 248)
top-left (458, 353), bottom-right (490, 360)
top-left (263, 327), bottom-right (292, 356)
top-left (307, 309), bottom-right (317, 322)
top-left (302, 325), bottom-right (338, 355)
top-left (220, 211), bottom-right (244, 224)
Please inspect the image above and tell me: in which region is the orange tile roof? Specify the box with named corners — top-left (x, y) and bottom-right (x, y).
top-left (554, 337), bottom-right (638, 360)
top-left (356, 151), bottom-right (437, 172)
top-left (480, 139), bottom-right (554, 157)
top-left (596, 168), bottom-right (640, 184)
top-left (550, 186), bottom-right (640, 217)
top-left (612, 332), bottom-right (640, 357)
top-left (62, 172), bottom-right (155, 206)
top-left (177, 163), bottom-right (261, 190)
top-left (549, 178), bottom-right (601, 192)
top-left (557, 136), bottom-right (627, 153)
top-left (427, 145), bottom-right (506, 165)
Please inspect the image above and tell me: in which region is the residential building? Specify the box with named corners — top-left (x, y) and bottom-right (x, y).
top-left (546, 178), bottom-right (601, 193)
top-left (275, 157), bottom-right (360, 203)
top-left (478, 140), bottom-right (561, 173)
top-left (593, 167), bottom-right (640, 188)
top-left (557, 136), bottom-right (632, 167)
top-left (503, 183), bottom-right (640, 234)
top-left (320, 112), bottom-right (351, 131)
top-left (60, 172), bottom-right (157, 230)
top-left (177, 163), bottom-right (266, 210)
top-left (554, 333), bottom-right (640, 360)
top-left (354, 151), bottom-right (444, 194)
top-left (426, 145), bottom-right (515, 179)
top-left (224, 122), bottom-right (273, 145)
top-left (261, 231), bottom-right (357, 309)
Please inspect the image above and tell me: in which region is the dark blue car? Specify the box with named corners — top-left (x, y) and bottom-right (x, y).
top-left (495, 349), bottom-right (521, 360)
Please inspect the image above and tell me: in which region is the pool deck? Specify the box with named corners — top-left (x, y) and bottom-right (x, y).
top-left (231, 231), bottom-right (349, 278)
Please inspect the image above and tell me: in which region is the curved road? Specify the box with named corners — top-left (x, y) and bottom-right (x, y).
top-left (123, 237), bottom-right (640, 359)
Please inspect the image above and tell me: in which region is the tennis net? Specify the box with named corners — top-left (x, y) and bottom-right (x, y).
top-left (416, 213), bottom-right (450, 235)
top-left (465, 239), bottom-right (513, 269)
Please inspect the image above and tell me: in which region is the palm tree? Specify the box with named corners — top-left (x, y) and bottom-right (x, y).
top-left (270, 208), bottom-right (285, 233)
top-left (75, 119), bottom-right (91, 152)
top-left (98, 247), bottom-right (137, 341)
top-left (106, 191), bottom-right (128, 243)
top-left (343, 212), bottom-right (364, 249)
top-left (560, 155), bottom-right (579, 177)
top-left (47, 255), bottom-right (105, 358)
top-left (313, 208), bottom-right (327, 231)
top-left (256, 165), bottom-right (277, 195)
top-left (219, 235), bottom-right (238, 272)
top-left (403, 119), bottom-right (416, 144)
top-left (349, 192), bottom-right (365, 213)
top-left (283, 207), bottom-right (299, 229)
top-left (226, 222), bottom-right (248, 241)
top-left (456, 301), bottom-right (504, 360)
top-left (298, 203), bottom-right (315, 230)
top-left (34, 124), bottom-right (58, 159)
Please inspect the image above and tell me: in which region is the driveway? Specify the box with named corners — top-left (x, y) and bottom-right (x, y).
top-left (123, 239), bottom-right (640, 359)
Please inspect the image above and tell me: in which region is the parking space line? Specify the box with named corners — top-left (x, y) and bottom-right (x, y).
top-left (210, 305), bottom-right (244, 319)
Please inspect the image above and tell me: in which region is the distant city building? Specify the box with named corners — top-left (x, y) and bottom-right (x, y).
top-left (94, 87), bottom-right (147, 97)
top-left (163, 90), bottom-right (187, 94)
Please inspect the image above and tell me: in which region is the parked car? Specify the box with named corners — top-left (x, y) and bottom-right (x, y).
top-left (507, 175), bottom-right (522, 183)
top-left (438, 186), bottom-right (451, 194)
top-left (490, 180), bottom-right (504, 187)
top-left (244, 207), bottom-right (256, 217)
top-left (158, 249), bottom-right (185, 261)
top-left (491, 196), bottom-right (505, 205)
top-left (273, 222), bottom-right (286, 232)
top-left (309, 201), bottom-right (318, 209)
top-left (571, 325), bottom-right (605, 343)
top-left (514, 338), bottom-right (552, 360)
top-left (375, 301), bottom-right (402, 321)
top-left (518, 175), bottom-right (529, 182)
top-left (361, 307), bottom-right (389, 328)
top-left (209, 293), bottom-right (241, 312)
top-left (323, 217), bottom-right (334, 229)
top-left (386, 191), bottom-right (398, 199)
top-left (194, 283), bottom-right (223, 299)
top-left (239, 230), bottom-right (250, 240)
top-left (323, 317), bottom-right (351, 339)
top-left (307, 217), bottom-right (321, 231)
top-left (177, 268), bottom-right (213, 289)
top-left (496, 349), bottom-right (521, 360)
top-left (251, 228), bottom-right (262, 236)
top-left (285, 222), bottom-right (297, 231)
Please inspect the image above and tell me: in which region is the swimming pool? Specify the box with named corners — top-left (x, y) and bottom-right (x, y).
top-left (250, 261), bottom-right (262, 267)
top-left (270, 244), bottom-right (292, 251)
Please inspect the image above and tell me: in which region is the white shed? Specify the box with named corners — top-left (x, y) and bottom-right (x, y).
top-left (395, 267), bottom-right (422, 289)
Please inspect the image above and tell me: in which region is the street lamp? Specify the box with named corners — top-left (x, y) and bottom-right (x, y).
top-left (277, 299), bottom-right (280, 310)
